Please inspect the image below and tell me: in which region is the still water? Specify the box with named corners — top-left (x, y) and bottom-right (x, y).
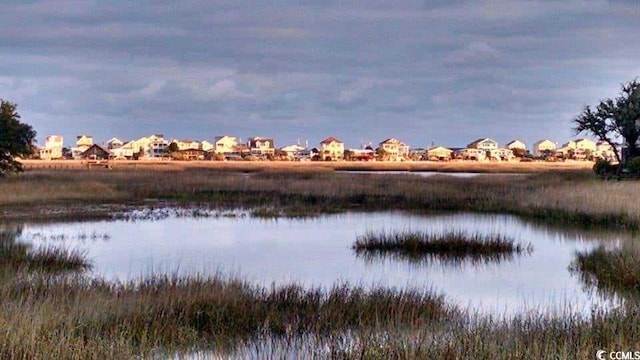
top-left (15, 211), bottom-right (628, 315)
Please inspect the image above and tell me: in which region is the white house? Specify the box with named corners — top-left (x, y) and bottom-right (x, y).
top-left (596, 141), bottom-right (617, 162)
top-left (147, 134), bottom-right (169, 158)
top-left (280, 144), bottom-right (310, 160)
top-left (111, 134), bottom-right (167, 159)
top-left (467, 138), bottom-right (499, 151)
top-left (490, 148), bottom-right (515, 161)
top-left (214, 135), bottom-right (239, 154)
top-left (532, 139), bottom-right (556, 157)
top-left (112, 141), bottom-right (136, 159)
top-left (247, 137), bottom-right (275, 156)
top-left (106, 138), bottom-right (124, 150)
top-left (506, 140), bottom-right (526, 151)
top-left (456, 148), bottom-right (486, 161)
top-left (201, 141), bottom-right (214, 152)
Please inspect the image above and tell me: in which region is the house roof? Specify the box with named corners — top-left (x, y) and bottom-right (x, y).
top-left (428, 146), bottom-right (453, 152)
top-left (379, 138), bottom-right (404, 145)
top-left (248, 136), bottom-right (272, 141)
top-left (280, 144), bottom-right (307, 152)
top-left (320, 136), bottom-right (343, 144)
top-left (176, 148), bottom-right (206, 153)
top-left (80, 144), bottom-right (112, 157)
top-left (467, 138), bottom-right (496, 148)
top-left (248, 137), bottom-right (274, 145)
top-left (215, 135), bottom-right (236, 142)
top-left (533, 139), bottom-right (554, 145)
top-left (506, 140), bottom-right (525, 146)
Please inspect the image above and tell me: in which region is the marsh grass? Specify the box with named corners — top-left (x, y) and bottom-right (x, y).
top-left (571, 246), bottom-right (640, 298)
top-left (230, 306), bottom-right (640, 359)
top-left (3, 168), bottom-right (640, 229)
top-left (0, 274), bottom-right (452, 358)
top-left (1, 228), bottom-right (640, 358)
top-left (353, 230), bottom-right (532, 265)
top-left (0, 228), bottom-right (453, 357)
top-left (0, 229), bottom-right (90, 273)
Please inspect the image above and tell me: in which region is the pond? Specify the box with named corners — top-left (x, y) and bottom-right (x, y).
top-left (11, 211), bottom-right (629, 316)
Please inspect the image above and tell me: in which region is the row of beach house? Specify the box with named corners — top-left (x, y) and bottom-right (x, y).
top-left (37, 134), bottom-right (617, 162)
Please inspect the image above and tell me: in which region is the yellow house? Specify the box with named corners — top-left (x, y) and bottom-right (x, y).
top-left (72, 135), bottom-right (94, 159)
top-left (40, 135), bottom-right (64, 160)
top-left (320, 137), bottom-right (344, 161)
top-left (76, 135), bottom-right (93, 148)
top-left (575, 138), bottom-right (597, 152)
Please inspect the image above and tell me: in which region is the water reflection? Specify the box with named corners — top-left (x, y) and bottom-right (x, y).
top-left (569, 245), bottom-right (640, 303)
top-left (12, 211), bottom-right (634, 315)
top-left (354, 249), bottom-right (528, 268)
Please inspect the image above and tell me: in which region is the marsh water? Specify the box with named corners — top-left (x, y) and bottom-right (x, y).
top-left (11, 211), bottom-right (631, 316)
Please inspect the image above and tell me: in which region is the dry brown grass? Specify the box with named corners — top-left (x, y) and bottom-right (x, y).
top-left (21, 159), bottom-right (592, 173)
top-left (2, 166), bottom-right (640, 227)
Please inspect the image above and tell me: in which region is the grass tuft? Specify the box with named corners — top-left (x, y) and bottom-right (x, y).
top-left (353, 230), bottom-right (532, 265)
top-left (0, 230), bottom-right (90, 273)
top-left (571, 246), bottom-right (640, 298)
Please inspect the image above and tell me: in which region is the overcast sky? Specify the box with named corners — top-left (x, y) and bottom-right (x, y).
top-left (1, 1), bottom-right (639, 149)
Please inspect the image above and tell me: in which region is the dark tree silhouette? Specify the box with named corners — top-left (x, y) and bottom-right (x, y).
top-left (0, 100), bottom-right (36, 175)
top-left (574, 79), bottom-right (640, 166)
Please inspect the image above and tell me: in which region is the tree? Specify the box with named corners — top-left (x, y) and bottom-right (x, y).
top-left (376, 148), bottom-right (389, 161)
top-left (0, 100), bottom-right (36, 176)
top-left (574, 79), bottom-right (640, 166)
top-left (343, 149), bottom-right (354, 161)
top-left (511, 148), bottom-right (527, 158)
top-left (165, 142), bottom-right (179, 154)
top-left (62, 147), bottom-right (72, 159)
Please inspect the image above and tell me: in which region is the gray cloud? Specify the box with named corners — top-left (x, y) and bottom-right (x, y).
top-left (0, 0), bottom-right (639, 149)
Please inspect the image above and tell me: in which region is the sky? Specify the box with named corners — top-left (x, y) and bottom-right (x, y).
top-left (1, 0), bottom-right (639, 149)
